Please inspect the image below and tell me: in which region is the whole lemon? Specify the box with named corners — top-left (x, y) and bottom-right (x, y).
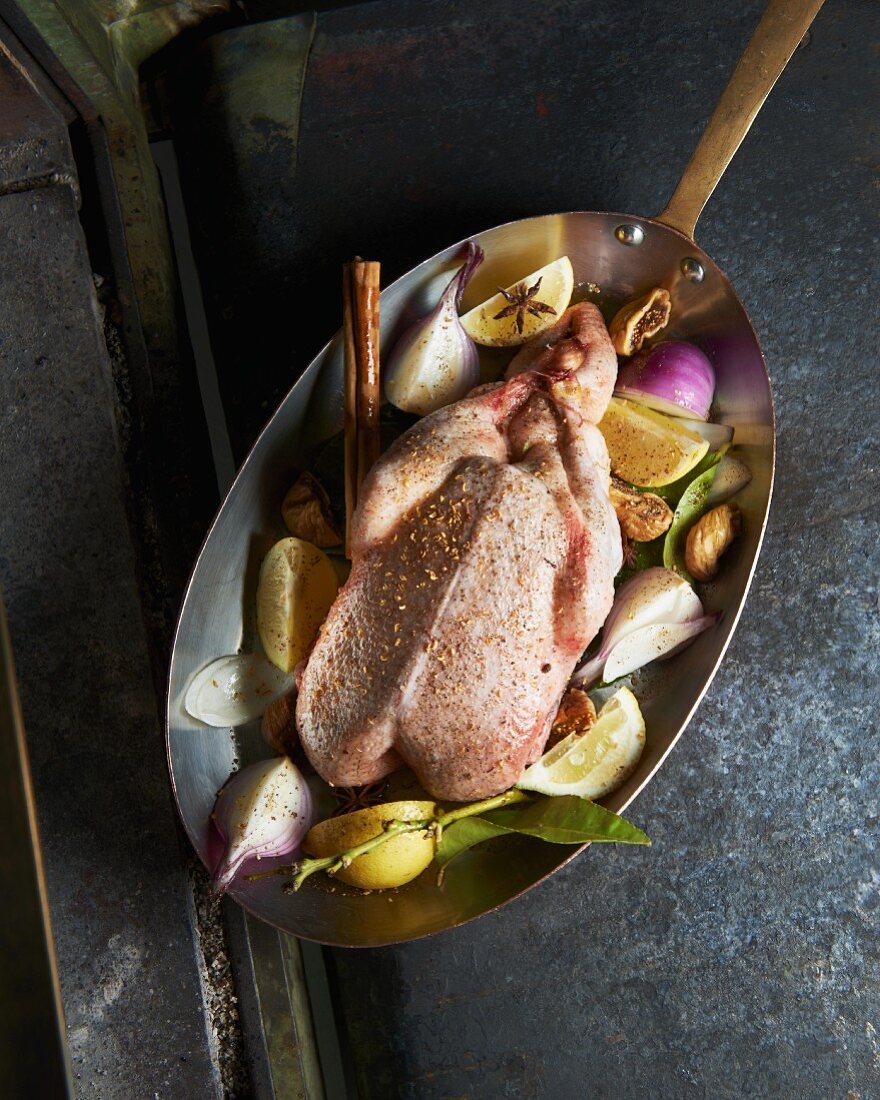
top-left (304, 800), bottom-right (436, 890)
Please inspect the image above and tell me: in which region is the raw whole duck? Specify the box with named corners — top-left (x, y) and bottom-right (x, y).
top-left (297, 302), bottom-right (622, 801)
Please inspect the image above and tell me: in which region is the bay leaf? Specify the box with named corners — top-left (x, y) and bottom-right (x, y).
top-left (435, 817), bottom-right (512, 868)
top-left (484, 795), bottom-right (650, 846)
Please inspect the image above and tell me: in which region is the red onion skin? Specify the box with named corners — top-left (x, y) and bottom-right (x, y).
top-left (615, 341), bottom-right (715, 421)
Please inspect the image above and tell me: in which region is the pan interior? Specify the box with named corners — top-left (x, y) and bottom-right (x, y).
top-left (167, 211), bottom-right (773, 947)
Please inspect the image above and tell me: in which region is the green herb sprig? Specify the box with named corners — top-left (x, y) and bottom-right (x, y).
top-left (247, 789), bottom-right (649, 892)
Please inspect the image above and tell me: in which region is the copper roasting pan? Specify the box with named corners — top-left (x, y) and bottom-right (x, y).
top-left (167, 0), bottom-right (823, 946)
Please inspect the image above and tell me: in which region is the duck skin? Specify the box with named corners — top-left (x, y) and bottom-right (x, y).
top-left (296, 302), bottom-right (622, 801)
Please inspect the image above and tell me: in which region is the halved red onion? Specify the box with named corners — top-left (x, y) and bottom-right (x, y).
top-left (615, 340), bottom-right (715, 421)
top-left (211, 756), bottom-right (314, 894)
top-left (572, 566), bottom-right (716, 688)
top-left (385, 242), bottom-right (484, 415)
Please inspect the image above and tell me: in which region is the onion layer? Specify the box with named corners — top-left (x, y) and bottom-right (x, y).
top-left (674, 417), bottom-right (734, 452)
top-left (185, 654), bottom-right (297, 727)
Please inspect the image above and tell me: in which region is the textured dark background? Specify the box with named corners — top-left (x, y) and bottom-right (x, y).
top-left (0, 0), bottom-right (877, 1096)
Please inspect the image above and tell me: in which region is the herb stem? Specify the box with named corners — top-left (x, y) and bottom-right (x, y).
top-left (245, 787), bottom-right (531, 892)
top-left (436, 788), bottom-right (529, 827)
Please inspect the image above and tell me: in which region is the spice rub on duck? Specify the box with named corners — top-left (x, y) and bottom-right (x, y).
top-left (296, 302), bottom-right (622, 802)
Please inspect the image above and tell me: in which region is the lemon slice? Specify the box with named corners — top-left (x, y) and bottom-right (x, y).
top-left (256, 537), bottom-right (339, 672)
top-left (598, 398), bottom-right (710, 487)
top-left (517, 687), bottom-right (646, 800)
top-left (304, 800), bottom-right (437, 889)
top-left (459, 256), bottom-right (574, 346)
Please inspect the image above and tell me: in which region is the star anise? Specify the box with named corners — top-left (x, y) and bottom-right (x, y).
top-left (621, 533), bottom-right (638, 570)
top-left (493, 276), bottom-right (557, 335)
top-left (332, 782), bottom-right (386, 816)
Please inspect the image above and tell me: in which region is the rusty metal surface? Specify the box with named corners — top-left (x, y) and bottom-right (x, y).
top-left (169, 0), bottom-right (878, 1095)
top-left (0, 5), bottom-right (343, 1094)
top-left (0, 595), bottom-right (73, 1098)
top-left (8, 0), bottom-right (228, 389)
top-left (1, 0), bottom-right (229, 683)
top-left (0, 26), bottom-right (75, 191)
top-left (0, 177), bottom-right (224, 1096)
top-left (0, 34), bottom-right (227, 1090)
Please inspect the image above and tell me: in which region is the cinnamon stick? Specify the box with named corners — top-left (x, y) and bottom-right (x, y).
top-left (353, 260), bottom-right (382, 492)
top-left (342, 257), bottom-right (381, 557)
top-left (342, 262), bottom-right (358, 558)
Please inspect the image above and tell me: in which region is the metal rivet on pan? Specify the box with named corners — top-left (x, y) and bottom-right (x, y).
top-left (681, 257), bottom-right (705, 282)
top-left (615, 224), bottom-right (644, 246)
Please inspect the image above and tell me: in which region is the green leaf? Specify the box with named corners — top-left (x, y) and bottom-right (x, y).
top-left (484, 795), bottom-right (650, 846)
top-left (662, 461), bottom-right (721, 581)
top-left (435, 817), bottom-right (513, 867)
top-left (615, 532), bottom-right (664, 583)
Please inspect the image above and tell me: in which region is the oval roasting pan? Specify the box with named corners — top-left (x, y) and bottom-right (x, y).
top-left (167, 0), bottom-right (823, 946)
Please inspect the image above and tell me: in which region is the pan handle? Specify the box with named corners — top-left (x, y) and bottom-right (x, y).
top-left (656, 0), bottom-right (825, 240)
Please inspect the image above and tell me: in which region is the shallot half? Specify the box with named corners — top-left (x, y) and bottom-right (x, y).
top-left (211, 756), bottom-right (314, 894)
top-left (572, 567), bottom-right (717, 688)
top-left (384, 242), bottom-right (484, 415)
top-left (615, 340), bottom-right (715, 421)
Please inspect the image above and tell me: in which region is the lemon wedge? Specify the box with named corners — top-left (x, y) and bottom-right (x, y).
top-left (598, 397), bottom-right (710, 487)
top-left (304, 801), bottom-right (437, 889)
top-left (256, 537), bottom-right (339, 672)
top-left (459, 256), bottom-right (574, 346)
top-left (517, 687), bottom-right (646, 800)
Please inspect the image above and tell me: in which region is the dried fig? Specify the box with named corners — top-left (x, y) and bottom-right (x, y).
top-left (685, 503), bottom-right (742, 581)
top-left (261, 690), bottom-right (298, 756)
top-left (546, 688), bottom-right (597, 749)
top-left (609, 287), bottom-right (672, 356)
top-left (609, 476), bottom-right (674, 541)
top-left (281, 472), bottom-right (341, 548)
